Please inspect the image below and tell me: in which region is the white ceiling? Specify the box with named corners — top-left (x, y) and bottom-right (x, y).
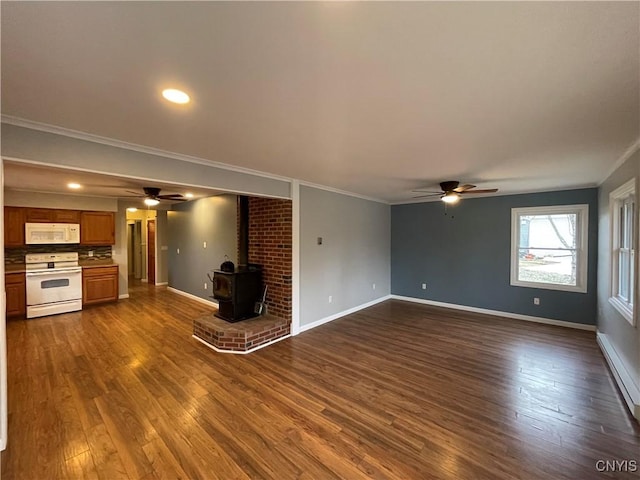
top-left (1, 2), bottom-right (638, 203)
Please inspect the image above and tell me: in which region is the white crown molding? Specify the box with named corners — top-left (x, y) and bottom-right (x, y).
top-left (298, 180), bottom-right (388, 204)
top-left (600, 137), bottom-right (640, 185)
top-left (1, 115), bottom-right (293, 183)
top-left (2, 115), bottom-right (385, 204)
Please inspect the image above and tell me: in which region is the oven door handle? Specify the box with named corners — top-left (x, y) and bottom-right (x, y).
top-left (26, 269), bottom-right (82, 277)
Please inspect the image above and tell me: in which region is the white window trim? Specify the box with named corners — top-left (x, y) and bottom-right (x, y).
top-left (510, 204), bottom-right (589, 293)
top-left (609, 178), bottom-right (636, 326)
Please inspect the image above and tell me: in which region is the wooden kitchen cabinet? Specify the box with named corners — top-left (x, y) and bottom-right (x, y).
top-left (4, 207), bottom-right (25, 247)
top-left (82, 265), bottom-right (119, 306)
top-left (5, 272), bottom-right (26, 318)
top-left (53, 209), bottom-right (80, 223)
top-left (26, 207), bottom-right (80, 223)
top-left (25, 207), bottom-right (55, 222)
top-left (80, 211), bottom-right (115, 245)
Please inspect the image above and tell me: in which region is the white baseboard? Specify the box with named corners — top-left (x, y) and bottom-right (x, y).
top-left (299, 295), bottom-right (392, 334)
top-left (167, 287), bottom-right (218, 308)
top-left (192, 333), bottom-right (291, 355)
top-left (391, 295), bottom-right (597, 331)
top-left (118, 293), bottom-right (130, 300)
top-left (597, 331), bottom-right (640, 420)
top-left (155, 282), bottom-right (168, 286)
top-left (141, 278), bottom-right (148, 283)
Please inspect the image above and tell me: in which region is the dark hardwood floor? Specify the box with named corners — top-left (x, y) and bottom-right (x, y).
top-left (2, 283), bottom-right (639, 479)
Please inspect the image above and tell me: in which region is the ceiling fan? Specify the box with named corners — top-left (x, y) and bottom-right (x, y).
top-left (413, 181), bottom-right (498, 204)
top-left (126, 187), bottom-right (188, 206)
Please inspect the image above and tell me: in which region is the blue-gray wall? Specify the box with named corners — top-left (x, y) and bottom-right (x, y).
top-left (167, 194), bottom-right (237, 302)
top-left (391, 188), bottom-right (598, 325)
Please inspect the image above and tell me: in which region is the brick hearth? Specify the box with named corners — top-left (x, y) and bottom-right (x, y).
top-left (193, 314), bottom-right (290, 353)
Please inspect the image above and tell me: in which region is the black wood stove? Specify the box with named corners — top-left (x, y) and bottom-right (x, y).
top-left (211, 267), bottom-right (262, 322)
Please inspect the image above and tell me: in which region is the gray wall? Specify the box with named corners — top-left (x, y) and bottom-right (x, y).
top-left (113, 202), bottom-right (128, 297)
top-left (391, 188), bottom-right (599, 325)
top-left (167, 194), bottom-right (237, 302)
top-left (2, 124), bottom-right (291, 199)
top-left (597, 150), bottom-right (639, 391)
top-left (300, 186), bottom-right (390, 327)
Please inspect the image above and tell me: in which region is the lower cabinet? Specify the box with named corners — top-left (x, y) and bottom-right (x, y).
top-left (82, 265), bottom-right (119, 306)
top-left (6, 272), bottom-right (26, 318)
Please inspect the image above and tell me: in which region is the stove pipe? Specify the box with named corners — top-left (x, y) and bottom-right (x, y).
top-left (238, 195), bottom-right (249, 267)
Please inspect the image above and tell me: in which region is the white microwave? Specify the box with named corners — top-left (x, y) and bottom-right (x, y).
top-left (25, 223), bottom-right (80, 245)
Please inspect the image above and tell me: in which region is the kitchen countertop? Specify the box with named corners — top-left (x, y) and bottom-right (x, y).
top-left (5, 264), bottom-right (26, 273)
top-left (5, 259), bottom-right (116, 273)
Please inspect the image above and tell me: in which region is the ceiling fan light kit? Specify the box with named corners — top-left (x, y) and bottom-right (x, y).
top-left (126, 186), bottom-right (189, 206)
top-left (412, 180), bottom-right (499, 204)
top-left (441, 192), bottom-right (460, 204)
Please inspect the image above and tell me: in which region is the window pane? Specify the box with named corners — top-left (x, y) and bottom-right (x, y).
top-left (517, 247), bottom-right (577, 286)
top-left (519, 214), bottom-right (577, 250)
top-left (619, 250), bottom-right (630, 301)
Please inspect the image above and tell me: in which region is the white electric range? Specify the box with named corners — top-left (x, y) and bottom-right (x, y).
top-left (25, 252), bottom-right (82, 318)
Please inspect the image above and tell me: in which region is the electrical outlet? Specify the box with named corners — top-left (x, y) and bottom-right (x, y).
top-left (204, 282), bottom-right (208, 290)
top-left (372, 283), bottom-right (376, 290)
top-left (317, 237), bottom-right (323, 245)
top-left (177, 248), bottom-right (180, 254)
top-left (422, 283), bottom-right (427, 290)
top-left (534, 297), bottom-right (540, 305)
top-left (203, 241), bottom-right (207, 249)
top-left (328, 295), bottom-right (333, 303)
top-left (88, 250), bottom-right (94, 257)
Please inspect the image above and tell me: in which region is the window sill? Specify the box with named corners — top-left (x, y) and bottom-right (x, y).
top-left (609, 296), bottom-right (635, 326)
top-left (511, 279), bottom-right (586, 293)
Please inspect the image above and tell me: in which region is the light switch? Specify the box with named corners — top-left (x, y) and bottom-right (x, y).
top-left (317, 237), bottom-right (323, 245)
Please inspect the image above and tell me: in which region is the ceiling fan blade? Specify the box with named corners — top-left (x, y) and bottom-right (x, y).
top-left (157, 194), bottom-right (184, 199)
top-left (453, 184), bottom-right (476, 192)
top-left (460, 188), bottom-right (498, 194)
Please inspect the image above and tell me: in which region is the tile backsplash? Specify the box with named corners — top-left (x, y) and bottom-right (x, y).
top-left (5, 245), bottom-right (112, 265)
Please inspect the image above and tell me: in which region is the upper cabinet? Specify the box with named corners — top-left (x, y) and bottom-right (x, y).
top-left (80, 211), bottom-right (115, 245)
top-left (4, 206), bottom-right (26, 247)
top-left (4, 207), bottom-right (115, 246)
top-left (25, 208), bottom-right (80, 223)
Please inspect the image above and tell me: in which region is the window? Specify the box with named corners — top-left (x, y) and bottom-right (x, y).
top-left (511, 205), bottom-right (589, 293)
top-left (609, 179), bottom-right (635, 325)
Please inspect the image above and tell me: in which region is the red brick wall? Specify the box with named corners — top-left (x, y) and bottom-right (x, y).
top-left (246, 197), bottom-right (292, 321)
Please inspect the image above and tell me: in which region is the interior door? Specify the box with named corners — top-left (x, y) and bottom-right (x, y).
top-left (134, 220), bottom-right (142, 279)
top-left (127, 223), bottom-right (134, 276)
top-left (148, 219), bottom-right (156, 285)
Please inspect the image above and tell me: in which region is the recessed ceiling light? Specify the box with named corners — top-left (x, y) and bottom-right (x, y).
top-left (185, 193), bottom-right (194, 198)
top-left (162, 88), bottom-right (190, 104)
top-left (67, 182), bottom-right (82, 189)
top-left (144, 198), bottom-right (160, 206)
top-left (127, 207), bottom-right (138, 213)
